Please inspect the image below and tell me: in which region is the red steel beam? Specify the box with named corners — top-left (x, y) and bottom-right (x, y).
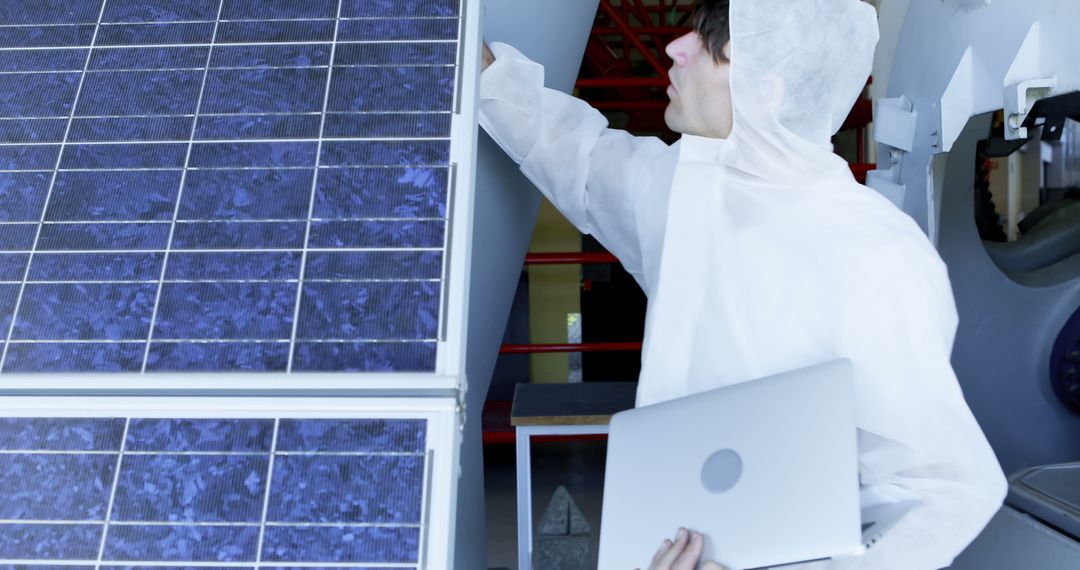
top-left (483, 432), bottom-right (608, 445)
top-left (525, 252), bottom-right (620, 265)
top-left (841, 99), bottom-right (873, 130)
top-left (630, 3), bottom-right (693, 12)
top-left (592, 26), bottom-right (693, 35)
top-left (500, 342), bottom-right (644, 354)
top-left (577, 77), bottom-right (669, 88)
top-left (587, 100), bottom-right (668, 110)
top-left (850, 162), bottom-right (874, 184)
top-left (598, 0), bottom-right (669, 77)
top-left (625, 0), bottom-right (673, 68)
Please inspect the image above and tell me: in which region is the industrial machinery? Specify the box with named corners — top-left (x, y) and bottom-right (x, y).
top-left (868, 1), bottom-right (1080, 565)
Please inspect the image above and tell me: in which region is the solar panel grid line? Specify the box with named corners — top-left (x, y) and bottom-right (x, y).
top-left (3, 164), bottom-right (450, 170)
top-left (139, 0), bottom-right (228, 372)
top-left (0, 138), bottom-right (452, 147)
top-left (437, 163), bottom-right (457, 342)
top-left (434, 0), bottom-right (468, 350)
top-left (0, 65), bottom-right (458, 75)
top-left (416, 448), bottom-right (435, 568)
top-left (285, 0), bottom-right (345, 373)
top-left (3, 340), bottom-right (440, 346)
top-left (0, 68), bottom-right (385, 77)
top-left (39, 164), bottom-right (453, 170)
top-left (0, 38), bottom-right (460, 53)
top-left (0, 450), bottom-right (426, 457)
top-left (0, 561), bottom-right (419, 565)
top-left (5, 17), bottom-right (466, 26)
top-left (0, 248), bottom-right (444, 254)
top-left (96, 418), bottom-right (131, 565)
top-left (450, 8), bottom-right (466, 116)
top-left (0, 520), bottom-right (424, 528)
top-left (1, 110), bottom-right (455, 122)
top-left (0, 0), bottom-right (109, 373)
top-left (0, 25), bottom-right (457, 50)
top-left (0, 561), bottom-right (421, 565)
top-left (252, 417), bottom-right (279, 565)
top-left (7, 279), bottom-right (441, 285)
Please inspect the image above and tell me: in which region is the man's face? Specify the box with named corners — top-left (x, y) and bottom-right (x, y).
top-left (663, 32), bottom-right (733, 139)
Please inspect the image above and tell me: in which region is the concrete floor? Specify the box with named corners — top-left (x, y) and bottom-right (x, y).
top-left (484, 440), bottom-right (609, 570)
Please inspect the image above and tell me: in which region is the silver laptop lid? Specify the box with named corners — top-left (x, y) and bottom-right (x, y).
top-left (598, 359), bottom-right (862, 570)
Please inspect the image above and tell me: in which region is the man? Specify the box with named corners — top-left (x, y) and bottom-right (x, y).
top-left (479, 0), bottom-right (1007, 568)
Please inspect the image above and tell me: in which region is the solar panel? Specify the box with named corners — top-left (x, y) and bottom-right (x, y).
top-left (0, 0), bottom-right (465, 375)
top-left (0, 0), bottom-right (480, 565)
top-left (0, 395), bottom-right (459, 567)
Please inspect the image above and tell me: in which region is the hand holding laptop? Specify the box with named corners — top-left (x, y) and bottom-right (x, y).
top-left (601, 361), bottom-right (905, 569)
top-left (644, 527), bottom-right (729, 570)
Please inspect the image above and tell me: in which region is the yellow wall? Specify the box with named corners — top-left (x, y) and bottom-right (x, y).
top-left (989, 140), bottom-right (1045, 240)
top-left (527, 198), bottom-right (582, 384)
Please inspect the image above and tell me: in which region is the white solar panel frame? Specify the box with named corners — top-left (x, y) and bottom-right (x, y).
top-left (0, 394), bottom-right (461, 568)
top-left (0, 1), bottom-right (485, 567)
top-left (0, 0), bottom-right (483, 395)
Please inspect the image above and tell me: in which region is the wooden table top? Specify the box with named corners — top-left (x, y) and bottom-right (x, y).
top-left (510, 381), bottom-right (637, 426)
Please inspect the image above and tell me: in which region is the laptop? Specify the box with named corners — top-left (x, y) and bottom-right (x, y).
top-left (597, 359), bottom-right (917, 570)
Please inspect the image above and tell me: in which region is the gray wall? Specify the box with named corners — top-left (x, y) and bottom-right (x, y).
top-left (454, 1), bottom-right (600, 568)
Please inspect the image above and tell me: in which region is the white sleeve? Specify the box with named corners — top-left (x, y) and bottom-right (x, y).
top-left (478, 42), bottom-right (675, 293)
top-left (795, 244), bottom-right (1008, 570)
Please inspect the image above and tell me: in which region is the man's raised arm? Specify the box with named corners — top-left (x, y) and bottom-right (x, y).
top-left (478, 42), bottom-right (676, 293)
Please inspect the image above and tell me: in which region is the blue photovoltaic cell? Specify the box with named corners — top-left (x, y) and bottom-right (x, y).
top-left (0, 145), bottom-right (60, 170)
top-left (0, 118), bottom-right (68, 143)
top-left (0, 0), bottom-right (461, 373)
top-left (170, 221), bottom-right (306, 250)
top-left (269, 454), bottom-right (424, 523)
top-left (27, 252), bottom-right (162, 281)
top-left (0, 416), bottom-right (427, 565)
top-left (276, 418), bottom-right (426, 452)
top-left (89, 46), bottom-right (211, 70)
top-left (48, 171), bottom-right (182, 221)
top-left (343, 0), bottom-right (460, 18)
top-left (0, 454), bottom-right (117, 520)
top-left (0, 25), bottom-right (96, 49)
top-left (165, 252), bottom-right (301, 280)
top-left (5, 1), bottom-right (104, 26)
top-left (222, 0), bottom-right (340, 20)
top-left (0, 416), bottom-right (125, 450)
top-left (3, 342), bottom-right (146, 372)
top-left (13, 283), bottom-right (156, 340)
top-left (125, 418), bottom-right (273, 452)
top-left (102, 0), bottom-right (221, 23)
top-left (0, 49), bottom-right (88, 72)
top-left (96, 23), bottom-right (216, 47)
top-left (68, 116), bottom-right (194, 142)
top-left (146, 342), bottom-right (290, 372)
top-left (217, 21), bottom-right (336, 45)
top-left (211, 44), bottom-right (332, 68)
top-left (59, 143), bottom-right (188, 169)
top-left (0, 254), bottom-right (28, 281)
top-left (260, 526), bottom-right (420, 563)
top-left (36, 223), bottom-right (170, 251)
top-left (111, 454), bottom-right (270, 522)
top-left (153, 282), bottom-right (297, 340)
top-left (338, 19), bottom-right (458, 42)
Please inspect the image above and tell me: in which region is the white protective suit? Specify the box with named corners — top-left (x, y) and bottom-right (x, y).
top-left (478, 0), bottom-right (1007, 568)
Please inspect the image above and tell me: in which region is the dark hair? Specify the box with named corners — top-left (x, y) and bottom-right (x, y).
top-left (692, 0), bottom-right (731, 63)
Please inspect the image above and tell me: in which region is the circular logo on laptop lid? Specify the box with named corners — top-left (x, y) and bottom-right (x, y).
top-left (701, 449), bottom-right (743, 494)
